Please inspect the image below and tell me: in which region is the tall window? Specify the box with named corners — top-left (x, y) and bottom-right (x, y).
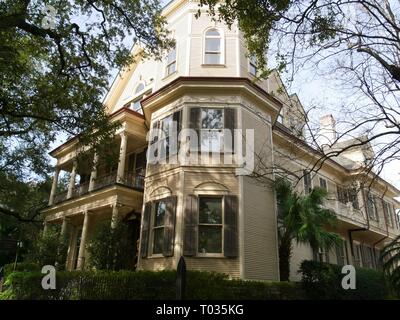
top-left (319, 177), bottom-right (327, 191)
top-left (367, 192), bottom-right (378, 221)
top-left (152, 200), bottom-right (166, 254)
top-left (165, 43), bottom-right (177, 76)
top-left (303, 170), bottom-right (312, 194)
top-left (198, 196), bottom-right (223, 254)
top-left (130, 83), bottom-right (146, 114)
top-left (249, 55), bottom-right (257, 76)
top-left (383, 201), bottom-right (394, 227)
top-left (201, 108), bottom-right (224, 152)
top-left (204, 29), bottom-right (222, 64)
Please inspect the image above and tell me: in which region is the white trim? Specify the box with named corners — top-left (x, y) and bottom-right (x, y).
top-left (202, 26), bottom-right (225, 65)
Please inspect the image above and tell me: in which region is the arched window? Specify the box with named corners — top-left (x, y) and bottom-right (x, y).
top-left (204, 28), bottom-right (222, 64)
top-left (129, 83), bottom-right (147, 114)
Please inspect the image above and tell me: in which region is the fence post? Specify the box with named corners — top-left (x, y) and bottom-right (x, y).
top-left (176, 256), bottom-right (186, 300)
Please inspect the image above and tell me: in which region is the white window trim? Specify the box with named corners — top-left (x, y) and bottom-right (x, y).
top-left (127, 82), bottom-right (152, 114)
top-left (163, 40), bottom-right (178, 79)
top-left (202, 27), bottom-right (225, 66)
top-left (197, 195), bottom-right (225, 258)
top-left (248, 55), bottom-right (257, 76)
top-left (149, 199), bottom-right (167, 257)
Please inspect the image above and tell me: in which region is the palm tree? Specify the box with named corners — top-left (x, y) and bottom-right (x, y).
top-left (276, 178), bottom-right (341, 281)
top-left (381, 235), bottom-right (400, 296)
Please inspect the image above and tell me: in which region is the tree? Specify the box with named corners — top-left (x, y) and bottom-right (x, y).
top-left (200, 0), bottom-right (400, 191)
top-left (276, 178), bottom-right (341, 281)
top-left (0, 0), bottom-right (173, 224)
top-left (381, 235), bottom-right (400, 296)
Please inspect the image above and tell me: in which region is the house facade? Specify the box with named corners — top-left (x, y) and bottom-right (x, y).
top-left (42, 0), bottom-right (400, 281)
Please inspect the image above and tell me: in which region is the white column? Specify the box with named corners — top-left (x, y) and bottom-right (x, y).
top-left (117, 132), bottom-right (128, 183)
top-left (111, 203), bottom-right (119, 229)
top-left (48, 167), bottom-right (60, 206)
top-left (77, 210), bottom-right (90, 270)
top-left (61, 216), bottom-right (69, 237)
top-left (88, 152), bottom-right (99, 192)
top-left (67, 160), bottom-right (77, 199)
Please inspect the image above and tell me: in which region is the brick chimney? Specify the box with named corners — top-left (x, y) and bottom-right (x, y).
top-left (318, 114), bottom-right (337, 147)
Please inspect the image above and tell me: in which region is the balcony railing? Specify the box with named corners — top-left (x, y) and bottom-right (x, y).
top-left (53, 171), bottom-right (144, 205)
top-left (325, 199), bottom-right (366, 225)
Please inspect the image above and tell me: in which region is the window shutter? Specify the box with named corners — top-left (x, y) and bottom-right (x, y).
top-left (224, 195), bottom-right (238, 258)
top-left (189, 108), bottom-right (200, 151)
top-left (169, 111), bottom-right (182, 156)
top-left (183, 194), bottom-right (198, 256)
top-left (163, 196), bottom-right (177, 257)
top-left (224, 108), bottom-right (236, 153)
top-left (140, 202), bottom-right (152, 258)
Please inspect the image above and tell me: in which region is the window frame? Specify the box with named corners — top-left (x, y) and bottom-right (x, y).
top-left (366, 192), bottom-right (378, 221)
top-left (197, 195), bottom-right (225, 257)
top-left (303, 170), bottom-right (313, 194)
top-left (150, 199), bottom-right (167, 256)
top-left (165, 41), bottom-right (177, 77)
top-left (383, 200), bottom-right (394, 227)
top-left (249, 55), bottom-right (257, 76)
top-left (199, 107), bottom-right (225, 153)
top-left (128, 82), bottom-right (151, 114)
top-left (319, 177), bottom-right (327, 191)
top-left (203, 28), bottom-right (224, 65)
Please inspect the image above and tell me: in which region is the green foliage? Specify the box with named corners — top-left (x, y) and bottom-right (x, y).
top-left (299, 260), bottom-right (390, 300)
top-left (86, 219), bottom-right (135, 271)
top-left (381, 235), bottom-right (400, 296)
top-left (1, 270), bottom-right (307, 300)
top-left (3, 262), bottom-right (40, 277)
top-left (276, 178), bottom-right (341, 281)
top-left (24, 227), bottom-right (68, 271)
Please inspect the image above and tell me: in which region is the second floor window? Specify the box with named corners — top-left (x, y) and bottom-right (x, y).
top-left (204, 29), bottom-right (222, 64)
top-left (249, 55), bottom-right (257, 76)
top-left (367, 192), bottom-right (379, 221)
top-left (319, 177), bottom-right (327, 191)
top-left (165, 43), bottom-right (177, 76)
top-left (383, 201), bottom-right (394, 227)
top-left (129, 83), bottom-right (147, 114)
top-left (303, 170), bottom-right (312, 194)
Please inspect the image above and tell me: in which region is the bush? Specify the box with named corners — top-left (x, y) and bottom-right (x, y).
top-left (299, 260), bottom-right (390, 299)
top-left (3, 262), bottom-right (40, 277)
top-left (1, 270), bottom-right (307, 300)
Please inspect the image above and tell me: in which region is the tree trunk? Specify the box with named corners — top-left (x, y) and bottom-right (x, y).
top-left (279, 237), bottom-right (292, 281)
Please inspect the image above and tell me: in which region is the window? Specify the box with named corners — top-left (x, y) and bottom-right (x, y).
top-left (353, 244), bottom-right (361, 267)
top-left (348, 188), bottom-right (359, 209)
top-left (204, 29), bottom-right (222, 64)
top-left (319, 177), bottom-right (327, 191)
top-left (152, 200), bottom-right (167, 254)
top-left (367, 192), bottom-right (378, 221)
top-left (383, 201), bottom-right (394, 227)
top-left (198, 196), bottom-right (223, 254)
top-left (303, 170), bottom-right (312, 194)
top-left (335, 240), bottom-right (347, 266)
top-left (165, 43), bottom-right (177, 76)
top-left (201, 108), bottom-right (224, 152)
top-left (249, 55), bottom-right (257, 76)
top-left (129, 83), bottom-right (146, 114)
top-left (337, 186), bottom-right (359, 209)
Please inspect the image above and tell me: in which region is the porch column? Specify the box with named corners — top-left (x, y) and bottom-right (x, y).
top-left (117, 132), bottom-right (128, 183)
top-left (48, 167), bottom-right (60, 206)
top-left (111, 203), bottom-right (119, 229)
top-left (67, 160), bottom-right (77, 199)
top-left (77, 210), bottom-right (90, 270)
top-left (88, 152), bottom-right (99, 192)
top-left (61, 216), bottom-right (69, 237)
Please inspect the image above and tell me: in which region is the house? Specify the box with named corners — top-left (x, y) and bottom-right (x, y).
top-left (42, 0), bottom-right (400, 281)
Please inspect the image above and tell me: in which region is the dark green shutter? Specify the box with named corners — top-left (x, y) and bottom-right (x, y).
top-left (224, 195), bottom-right (238, 258)
top-left (163, 196), bottom-right (177, 257)
top-left (224, 108), bottom-right (236, 153)
top-left (140, 202), bottom-right (152, 258)
top-left (183, 194), bottom-right (198, 256)
top-left (170, 110), bottom-right (182, 156)
top-left (189, 108), bottom-right (200, 151)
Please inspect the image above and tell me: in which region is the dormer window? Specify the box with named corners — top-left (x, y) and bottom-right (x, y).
top-left (204, 29), bottom-right (222, 64)
top-left (128, 82), bottom-right (149, 114)
top-left (165, 43), bottom-right (177, 76)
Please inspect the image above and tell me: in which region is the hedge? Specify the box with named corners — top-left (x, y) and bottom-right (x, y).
top-left (299, 260), bottom-right (391, 300)
top-left (1, 269), bottom-right (305, 300)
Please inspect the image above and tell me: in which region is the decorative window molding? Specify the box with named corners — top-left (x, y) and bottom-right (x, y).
top-left (203, 27), bottom-right (225, 65)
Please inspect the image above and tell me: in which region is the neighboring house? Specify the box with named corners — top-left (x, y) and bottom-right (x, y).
top-left (42, 0), bottom-right (400, 281)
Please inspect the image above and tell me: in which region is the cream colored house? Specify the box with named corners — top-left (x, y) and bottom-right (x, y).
top-left (42, 0), bottom-right (400, 281)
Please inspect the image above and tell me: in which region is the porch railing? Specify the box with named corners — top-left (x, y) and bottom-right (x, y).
top-left (53, 171), bottom-right (144, 205)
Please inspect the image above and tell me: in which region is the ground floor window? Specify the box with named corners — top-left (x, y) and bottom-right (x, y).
top-left (152, 200), bottom-right (167, 255)
top-left (198, 196), bottom-right (223, 254)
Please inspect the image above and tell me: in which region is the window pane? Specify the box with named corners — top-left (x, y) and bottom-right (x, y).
top-left (155, 201), bottom-right (166, 227)
top-left (132, 99), bottom-right (142, 112)
top-left (205, 38), bottom-right (221, 52)
top-left (199, 197), bottom-right (222, 224)
top-left (161, 114), bottom-right (173, 138)
top-left (153, 228), bottom-right (164, 254)
top-left (198, 226), bottom-right (222, 253)
top-left (249, 64), bottom-right (257, 75)
top-left (200, 130), bottom-right (222, 152)
top-left (167, 48), bottom-right (176, 64)
top-left (206, 29), bottom-right (220, 36)
top-left (201, 109), bottom-right (223, 129)
top-left (166, 62), bottom-right (176, 75)
top-left (205, 53), bottom-right (221, 64)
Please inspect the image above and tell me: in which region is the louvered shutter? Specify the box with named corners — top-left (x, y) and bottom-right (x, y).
top-left (224, 195), bottom-right (238, 258)
top-left (189, 108), bottom-right (200, 151)
top-left (224, 108), bottom-right (236, 153)
top-left (183, 194), bottom-right (198, 256)
top-left (163, 196), bottom-right (177, 257)
top-left (140, 202), bottom-right (152, 258)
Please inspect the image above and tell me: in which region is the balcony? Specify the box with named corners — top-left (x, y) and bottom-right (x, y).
top-left (325, 199), bottom-right (366, 226)
top-left (53, 171), bottom-right (144, 205)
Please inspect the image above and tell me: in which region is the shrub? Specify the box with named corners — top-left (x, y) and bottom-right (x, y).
top-left (299, 260), bottom-right (390, 299)
top-left (3, 262), bottom-right (40, 277)
top-left (1, 270), bottom-right (307, 300)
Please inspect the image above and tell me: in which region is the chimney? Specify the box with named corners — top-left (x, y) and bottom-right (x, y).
top-left (318, 114), bottom-right (337, 147)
